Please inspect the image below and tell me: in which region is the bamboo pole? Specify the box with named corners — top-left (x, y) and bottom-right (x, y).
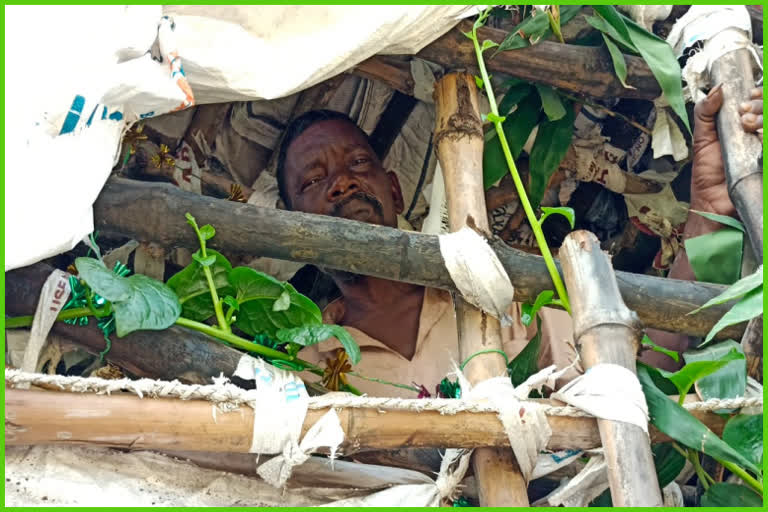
top-left (89, 178), bottom-right (747, 341)
top-left (4, 389), bottom-right (727, 454)
top-left (710, 47), bottom-right (763, 262)
top-left (560, 230), bottom-right (663, 507)
top-left (433, 72), bottom-right (528, 507)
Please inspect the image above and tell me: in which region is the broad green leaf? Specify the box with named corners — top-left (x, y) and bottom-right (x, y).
top-left (589, 8), bottom-right (636, 51)
top-left (192, 252), bottom-right (217, 267)
top-left (112, 274), bottom-right (181, 337)
top-left (658, 347), bottom-right (744, 398)
top-left (276, 324), bottom-right (361, 365)
top-left (703, 288), bottom-right (762, 344)
top-left (528, 102), bottom-right (574, 208)
top-left (507, 317), bottom-right (542, 387)
top-left (539, 206), bottom-right (575, 229)
top-left (686, 228), bottom-right (744, 285)
top-left (638, 364), bottom-right (760, 474)
top-left (683, 340), bottom-right (746, 401)
top-left (75, 257), bottom-right (132, 302)
top-left (166, 249), bottom-right (232, 322)
top-left (700, 483), bottom-right (762, 507)
top-left (536, 85), bottom-right (566, 121)
top-left (498, 84), bottom-right (533, 116)
top-left (273, 290), bottom-right (291, 312)
top-left (230, 267), bottom-right (322, 338)
top-left (723, 414), bottom-right (763, 468)
top-left (483, 95), bottom-right (542, 189)
top-left (689, 266), bottom-right (762, 315)
top-left (481, 39), bottom-right (499, 52)
top-left (474, 75), bottom-right (484, 90)
top-left (690, 210), bottom-right (745, 233)
top-left (602, 33), bottom-right (633, 89)
top-left (461, 30), bottom-right (474, 41)
top-left (485, 112), bottom-right (506, 123)
top-left (652, 443), bottom-right (686, 488)
top-left (584, 15), bottom-right (636, 53)
top-left (623, 15), bottom-right (690, 133)
top-left (199, 224), bottom-right (216, 241)
top-left (521, 290), bottom-right (554, 327)
top-left (641, 334), bottom-right (680, 363)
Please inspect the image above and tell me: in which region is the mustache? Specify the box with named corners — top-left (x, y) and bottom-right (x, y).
top-left (330, 191), bottom-right (384, 218)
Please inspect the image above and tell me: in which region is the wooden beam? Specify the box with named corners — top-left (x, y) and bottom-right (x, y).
top-left (560, 230), bottom-right (662, 506)
top-left (434, 71), bottom-right (527, 507)
top-left (90, 177), bottom-right (746, 341)
top-left (5, 389), bottom-right (727, 454)
top-left (417, 20), bottom-right (661, 100)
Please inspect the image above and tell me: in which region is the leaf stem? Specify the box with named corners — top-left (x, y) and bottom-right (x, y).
top-left (471, 12), bottom-right (571, 313)
top-left (718, 459), bottom-right (763, 495)
top-left (5, 307), bottom-right (97, 328)
top-left (346, 371), bottom-right (421, 393)
top-left (688, 449), bottom-right (713, 490)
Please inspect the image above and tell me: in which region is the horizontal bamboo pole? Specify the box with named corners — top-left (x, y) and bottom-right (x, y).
top-left (6, 389), bottom-right (726, 454)
top-left (90, 177), bottom-right (745, 340)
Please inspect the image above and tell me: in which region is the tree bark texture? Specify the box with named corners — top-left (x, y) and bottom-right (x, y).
top-left (89, 177), bottom-right (746, 341)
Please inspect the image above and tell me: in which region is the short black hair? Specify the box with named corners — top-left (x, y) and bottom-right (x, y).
top-left (276, 109), bottom-right (372, 208)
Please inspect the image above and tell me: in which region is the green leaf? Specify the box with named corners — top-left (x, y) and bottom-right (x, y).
top-left (185, 212), bottom-right (197, 226)
top-left (483, 95), bottom-right (542, 189)
top-left (641, 334), bottom-right (680, 363)
top-left (535, 85), bottom-right (566, 121)
top-left (528, 102), bottom-right (574, 208)
top-left (686, 228), bottom-right (744, 285)
top-left (462, 30), bottom-right (474, 41)
top-left (199, 224), bottom-right (216, 241)
top-left (689, 266), bottom-right (762, 315)
top-left (507, 316), bottom-right (542, 387)
top-left (75, 257), bottom-right (132, 302)
top-left (652, 443), bottom-right (686, 488)
top-left (638, 364), bottom-right (761, 474)
top-left (520, 290), bottom-right (554, 327)
top-left (474, 75), bottom-right (484, 90)
top-left (589, 8), bottom-right (636, 51)
top-left (539, 206), bottom-right (575, 229)
top-left (192, 252), bottom-right (217, 267)
top-left (602, 33), bottom-right (632, 89)
top-left (223, 295), bottom-right (239, 312)
top-left (276, 324), bottom-right (361, 365)
top-left (723, 414), bottom-right (763, 469)
top-left (498, 84), bottom-right (533, 116)
top-left (229, 267), bottom-right (322, 338)
top-left (700, 483), bottom-right (763, 507)
top-left (703, 288), bottom-right (762, 344)
top-left (690, 210), bottom-right (745, 232)
top-left (585, 15), bottom-right (636, 53)
top-left (481, 39), bottom-right (499, 52)
top-left (273, 290), bottom-right (291, 312)
top-left (658, 346), bottom-right (745, 398)
top-left (495, 9), bottom-right (552, 52)
top-left (111, 274), bottom-right (181, 337)
top-left (166, 249), bottom-right (232, 322)
top-left (683, 341), bottom-right (746, 401)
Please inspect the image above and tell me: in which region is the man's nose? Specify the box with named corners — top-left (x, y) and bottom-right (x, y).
top-left (327, 173), bottom-right (361, 202)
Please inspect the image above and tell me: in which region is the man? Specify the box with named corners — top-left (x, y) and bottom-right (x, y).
top-left (278, 86), bottom-right (762, 396)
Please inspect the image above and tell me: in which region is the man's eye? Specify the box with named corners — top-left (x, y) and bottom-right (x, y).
top-left (301, 177), bottom-right (322, 191)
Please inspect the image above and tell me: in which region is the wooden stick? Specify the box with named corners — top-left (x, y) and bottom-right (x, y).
top-left (418, 21), bottom-right (661, 100)
top-left (5, 389), bottom-right (727, 454)
top-left (560, 230), bottom-right (662, 507)
top-left (90, 178), bottom-right (746, 340)
top-left (433, 72), bottom-right (528, 507)
top-left (710, 48), bottom-right (763, 262)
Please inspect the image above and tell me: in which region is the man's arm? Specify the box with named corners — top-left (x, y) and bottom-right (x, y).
top-left (641, 85), bottom-right (762, 370)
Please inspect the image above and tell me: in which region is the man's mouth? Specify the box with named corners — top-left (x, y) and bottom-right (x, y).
top-left (331, 192), bottom-right (384, 221)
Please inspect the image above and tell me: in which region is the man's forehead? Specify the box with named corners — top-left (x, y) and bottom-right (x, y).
top-left (288, 119), bottom-right (372, 156)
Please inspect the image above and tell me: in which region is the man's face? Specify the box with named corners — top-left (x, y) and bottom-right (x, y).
top-left (282, 119), bottom-right (404, 228)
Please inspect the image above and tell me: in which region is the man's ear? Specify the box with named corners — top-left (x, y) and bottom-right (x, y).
top-left (387, 170), bottom-right (405, 214)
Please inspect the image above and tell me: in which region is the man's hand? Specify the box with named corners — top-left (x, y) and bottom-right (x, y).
top-left (739, 87), bottom-right (763, 141)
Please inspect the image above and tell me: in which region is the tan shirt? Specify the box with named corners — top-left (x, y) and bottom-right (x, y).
top-left (300, 287), bottom-right (577, 397)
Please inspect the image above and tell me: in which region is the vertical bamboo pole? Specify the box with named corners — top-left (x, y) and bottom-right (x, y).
top-left (433, 72), bottom-right (529, 507)
top-left (560, 230), bottom-right (663, 507)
